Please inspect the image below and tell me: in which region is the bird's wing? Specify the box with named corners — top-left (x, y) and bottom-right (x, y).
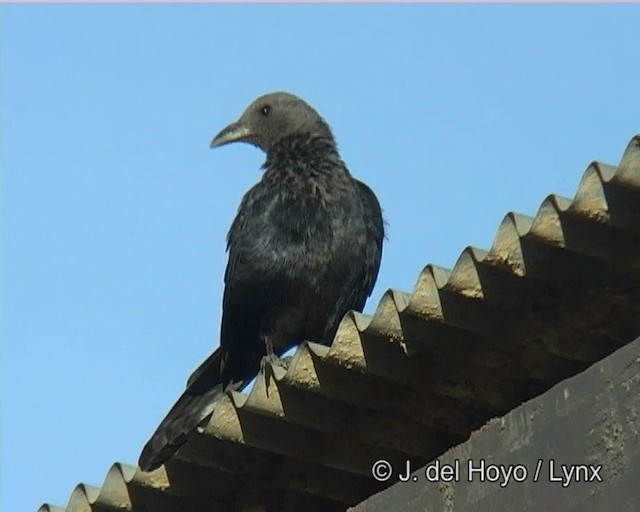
top-left (224, 203), bottom-right (248, 286)
top-left (316, 178), bottom-right (385, 341)
top-left (223, 186), bottom-right (273, 289)
top-left (355, 179), bottom-right (384, 300)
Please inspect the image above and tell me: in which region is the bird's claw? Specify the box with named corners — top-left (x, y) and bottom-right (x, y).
top-left (260, 353), bottom-right (289, 394)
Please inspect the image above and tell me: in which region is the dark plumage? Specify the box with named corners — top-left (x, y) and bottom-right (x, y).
top-left (138, 92), bottom-right (384, 471)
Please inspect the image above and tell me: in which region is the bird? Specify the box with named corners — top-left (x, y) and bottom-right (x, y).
top-left (138, 92), bottom-right (384, 471)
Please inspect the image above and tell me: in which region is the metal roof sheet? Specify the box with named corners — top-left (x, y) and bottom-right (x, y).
top-left (40, 135), bottom-right (640, 512)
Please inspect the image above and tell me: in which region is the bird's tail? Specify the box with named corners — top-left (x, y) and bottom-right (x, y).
top-left (138, 348), bottom-right (244, 472)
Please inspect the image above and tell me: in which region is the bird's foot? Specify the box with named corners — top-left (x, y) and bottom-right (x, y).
top-left (260, 352), bottom-right (289, 376)
top-left (260, 353), bottom-right (290, 394)
top-left (260, 352), bottom-right (278, 372)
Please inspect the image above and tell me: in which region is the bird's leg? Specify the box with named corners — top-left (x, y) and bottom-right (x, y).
top-left (265, 336), bottom-right (275, 358)
top-left (260, 336), bottom-right (279, 373)
top-left (260, 336), bottom-right (274, 392)
top-left (260, 336), bottom-right (290, 394)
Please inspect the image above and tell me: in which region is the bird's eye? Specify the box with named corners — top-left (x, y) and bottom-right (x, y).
top-left (261, 105), bottom-right (271, 117)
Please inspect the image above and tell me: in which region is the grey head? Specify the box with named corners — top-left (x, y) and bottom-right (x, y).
top-left (210, 92), bottom-right (334, 153)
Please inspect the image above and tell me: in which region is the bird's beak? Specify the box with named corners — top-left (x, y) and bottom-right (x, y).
top-left (210, 121), bottom-right (253, 149)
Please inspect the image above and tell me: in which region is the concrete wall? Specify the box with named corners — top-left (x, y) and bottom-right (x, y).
top-left (352, 336), bottom-right (640, 512)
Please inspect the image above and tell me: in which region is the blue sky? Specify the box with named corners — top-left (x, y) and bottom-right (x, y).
top-left (2, 5), bottom-right (639, 511)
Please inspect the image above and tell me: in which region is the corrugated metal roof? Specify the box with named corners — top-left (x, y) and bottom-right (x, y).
top-left (40, 135), bottom-right (640, 512)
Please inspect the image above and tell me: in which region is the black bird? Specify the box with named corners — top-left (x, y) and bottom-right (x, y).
top-left (139, 92), bottom-right (384, 471)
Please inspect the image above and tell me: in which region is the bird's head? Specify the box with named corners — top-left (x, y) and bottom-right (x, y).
top-left (210, 92), bottom-right (334, 153)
